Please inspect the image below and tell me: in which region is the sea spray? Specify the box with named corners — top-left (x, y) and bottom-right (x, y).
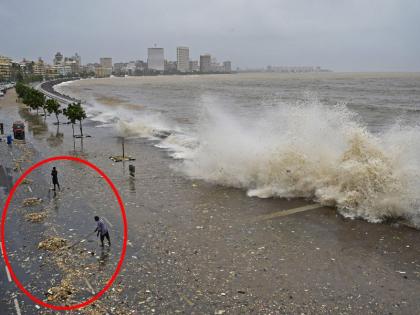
top-left (181, 97), bottom-right (420, 225)
top-left (56, 78), bottom-right (420, 226)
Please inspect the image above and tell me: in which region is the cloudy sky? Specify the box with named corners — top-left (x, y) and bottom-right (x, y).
top-left (1, 0), bottom-right (419, 71)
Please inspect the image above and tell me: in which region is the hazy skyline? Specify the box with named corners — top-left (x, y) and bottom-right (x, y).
top-left (1, 0), bottom-right (419, 71)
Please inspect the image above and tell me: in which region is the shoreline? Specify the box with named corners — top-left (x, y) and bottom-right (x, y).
top-left (2, 81), bottom-right (420, 313)
top-left (51, 76), bottom-right (420, 231)
top-left (37, 78), bottom-right (82, 104)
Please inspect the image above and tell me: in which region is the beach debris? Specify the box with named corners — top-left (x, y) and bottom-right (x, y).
top-left (38, 237), bottom-right (67, 251)
top-left (23, 197), bottom-right (42, 206)
top-left (46, 279), bottom-right (75, 301)
top-left (21, 178), bottom-right (33, 185)
top-left (25, 212), bottom-right (47, 223)
top-left (109, 155), bottom-right (136, 162)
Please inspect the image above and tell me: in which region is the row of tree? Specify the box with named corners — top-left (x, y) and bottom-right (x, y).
top-left (15, 83), bottom-right (87, 137)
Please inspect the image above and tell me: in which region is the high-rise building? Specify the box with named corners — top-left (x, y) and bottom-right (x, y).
top-left (53, 52), bottom-right (63, 65)
top-left (176, 47), bottom-right (189, 73)
top-left (73, 53), bottom-right (81, 67)
top-left (223, 61), bottom-right (232, 73)
top-left (147, 48), bottom-right (164, 72)
top-left (99, 57), bottom-right (113, 76)
top-left (0, 55), bottom-right (12, 81)
top-left (200, 54), bottom-right (211, 73)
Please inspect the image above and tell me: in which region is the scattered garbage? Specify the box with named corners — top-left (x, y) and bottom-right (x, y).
top-left (21, 178), bottom-right (33, 185)
top-left (25, 212), bottom-right (47, 223)
top-left (22, 197), bottom-right (42, 206)
top-left (109, 155), bottom-right (136, 162)
top-left (38, 237), bottom-right (67, 251)
top-left (46, 278), bottom-right (75, 301)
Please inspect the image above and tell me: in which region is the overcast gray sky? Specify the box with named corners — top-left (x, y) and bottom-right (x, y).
top-left (1, 0), bottom-right (419, 71)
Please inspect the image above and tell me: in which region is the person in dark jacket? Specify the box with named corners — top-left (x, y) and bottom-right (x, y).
top-left (51, 167), bottom-right (60, 191)
top-left (94, 216), bottom-right (111, 247)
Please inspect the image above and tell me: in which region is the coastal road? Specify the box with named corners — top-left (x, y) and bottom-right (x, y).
top-left (0, 235), bottom-right (22, 315)
top-left (0, 141), bottom-right (24, 315)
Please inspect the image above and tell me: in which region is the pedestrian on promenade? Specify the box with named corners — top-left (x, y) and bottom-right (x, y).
top-left (94, 216), bottom-right (111, 247)
top-left (51, 167), bottom-right (60, 191)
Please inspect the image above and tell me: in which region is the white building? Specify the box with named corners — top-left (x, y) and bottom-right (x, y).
top-left (200, 54), bottom-right (211, 72)
top-left (223, 61), bottom-right (232, 73)
top-left (53, 63), bottom-right (73, 76)
top-left (147, 48), bottom-right (164, 72)
top-left (176, 46), bottom-right (189, 73)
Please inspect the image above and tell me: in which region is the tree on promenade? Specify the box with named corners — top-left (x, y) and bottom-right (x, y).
top-left (15, 82), bottom-right (28, 99)
top-left (19, 86), bottom-right (45, 115)
top-left (63, 104), bottom-right (76, 137)
top-left (31, 90), bottom-right (46, 116)
top-left (46, 99), bottom-right (62, 125)
top-left (64, 102), bottom-right (86, 137)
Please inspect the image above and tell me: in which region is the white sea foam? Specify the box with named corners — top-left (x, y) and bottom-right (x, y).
top-left (115, 112), bottom-right (174, 138)
top-left (178, 96), bottom-right (420, 226)
top-left (70, 87), bottom-right (420, 226)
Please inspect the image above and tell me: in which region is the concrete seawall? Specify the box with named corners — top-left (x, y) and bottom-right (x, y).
top-left (36, 78), bottom-right (81, 105)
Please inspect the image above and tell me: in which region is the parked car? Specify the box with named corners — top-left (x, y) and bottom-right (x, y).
top-left (13, 121), bottom-right (25, 140)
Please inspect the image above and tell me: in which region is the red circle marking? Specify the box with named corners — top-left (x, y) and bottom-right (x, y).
top-left (1, 156), bottom-right (128, 310)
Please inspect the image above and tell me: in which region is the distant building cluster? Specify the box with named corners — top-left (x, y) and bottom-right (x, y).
top-left (0, 46), bottom-right (233, 82)
top-left (266, 65), bottom-right (330, 73)
top-left (113, 46), bottom-right (232, 76)
top-left (0, 52), bottom-right (86, 82)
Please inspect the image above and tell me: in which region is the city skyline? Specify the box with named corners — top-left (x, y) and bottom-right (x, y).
top-left (1, 0), bottom-right (420, 72)
top-left (0, 45), bottom-right (235, 82)
top-left (2, 45), bottom-right (233, 71)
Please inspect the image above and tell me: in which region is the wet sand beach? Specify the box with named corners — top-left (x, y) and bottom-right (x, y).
top-left (1, 81), bottom-right (420, 314)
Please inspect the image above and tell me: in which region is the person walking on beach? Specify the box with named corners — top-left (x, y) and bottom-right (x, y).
top-left (94, 216), bottom-right (111, 247)
top-left (51, 167), bottom-right (60, 191)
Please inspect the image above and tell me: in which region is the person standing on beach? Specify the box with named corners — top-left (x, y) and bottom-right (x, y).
top-left (94, 216), bottom-right (111, 247)
top-left (51, 167), bottom-right (60, 191)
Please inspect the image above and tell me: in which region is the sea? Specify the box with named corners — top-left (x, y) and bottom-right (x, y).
top-left (55, 72), bottom-right (420, 226)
